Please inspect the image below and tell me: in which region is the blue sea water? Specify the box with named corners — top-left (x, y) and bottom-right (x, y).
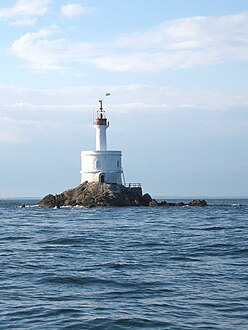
top-left (0, 199), bottom-right (248, 329)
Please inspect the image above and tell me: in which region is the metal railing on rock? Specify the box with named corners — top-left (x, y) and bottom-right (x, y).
top-left (126, 183), bottom-right (141, 188)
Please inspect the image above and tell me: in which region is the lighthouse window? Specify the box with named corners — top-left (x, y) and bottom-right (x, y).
top-left (117, 161), bottom-right (120, 168)
top-left (96, 160), bottom-right (100, 169)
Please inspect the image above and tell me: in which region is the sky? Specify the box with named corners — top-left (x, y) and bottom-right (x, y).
top-left (1, 0), bottom-right (248, 198)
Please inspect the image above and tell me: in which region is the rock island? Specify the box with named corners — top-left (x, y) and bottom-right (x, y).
top-left (38, 96), bottom-right (207, 208)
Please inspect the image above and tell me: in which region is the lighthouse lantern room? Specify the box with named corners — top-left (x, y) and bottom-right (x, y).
top-left (80, 97), bottom-right (123, 184)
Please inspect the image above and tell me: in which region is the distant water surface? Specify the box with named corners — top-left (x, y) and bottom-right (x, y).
top-left (0, 199), bottom-right (248, 329)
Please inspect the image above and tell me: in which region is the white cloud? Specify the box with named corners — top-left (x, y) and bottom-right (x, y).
top-left (0, 113), bottom-right (60, 143)
top-left (1, 84), bottom-right (248, 114)
top-left (60, 3), bottom-right (91, 18)
top-left (1, 83), bottom-right (248, 144)
top-left (10, 25), bottom-right (97, 70)
top-left (0, 0), bottom-right (51, 26)
top-left (0, 116), bottom-right (34, 143)
top-left (113, 13), bottom-right (248, 50)
top-left (10, 26), bottom-right (65, 70)
top-left (99, 12), bottom-right (248, 71)
top-left (9, 18), bottom-right (37, 26)
top-left (9, 11), bottom-right (248, 71)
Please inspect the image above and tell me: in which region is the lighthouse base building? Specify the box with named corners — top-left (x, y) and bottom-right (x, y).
top-left (80, 150), bottom-right (122, 184)
top-left (80, 98), bottom-right (123, 185)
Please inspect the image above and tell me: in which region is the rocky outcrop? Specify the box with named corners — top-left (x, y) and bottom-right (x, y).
top-left (149, 199), bottom-right (207, 207)
top-left (38, 181), bottom-right (152, 208)
top-left (38, 182), bottom-right (208, 208)
top-left (188, 199), bottom-right (207, 207)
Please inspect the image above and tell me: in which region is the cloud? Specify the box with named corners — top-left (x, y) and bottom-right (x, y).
top-left (10, 18), bottom-right (37, 26)
top-left (1, 83), bottom-right (248, 144)
top-left (0, 0), bottom-right (51, 26)
top-left (0, 116), bottom-right (41, 143)
top-left (9, 11), bottom-right (248, 71)
top-left (91, 50), bottom-right (220, 72)
top-left (60, 3), bottom-right (92, 18)
top-left (113, 13), bottom-right (248, 51)
top-left (1, 84), bottom-right (248, 114)
top-left (98, 12), bottom-right (248, 71)
top-left (0, 113), bottom-right (60, 143)
top-left (9, 25), bottom-right (97, 70)
top-left (10, 25), bottom-right (65, 70)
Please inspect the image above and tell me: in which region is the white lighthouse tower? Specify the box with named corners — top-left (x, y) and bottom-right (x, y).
top-left (80, 97), bottom-right (123, 184)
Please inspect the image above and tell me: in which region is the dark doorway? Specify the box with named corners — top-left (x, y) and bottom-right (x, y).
top-left (99, 173), bottom-right (105, 183)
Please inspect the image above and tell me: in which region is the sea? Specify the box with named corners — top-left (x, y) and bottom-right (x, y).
top-left (0, 198), bottom-right (248, 330)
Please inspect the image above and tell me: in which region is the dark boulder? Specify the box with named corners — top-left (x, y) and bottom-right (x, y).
top-left (140, 193), bottom-right (153, 206)
top-left (175, 202), bottom-right (185, 206)
top-left (38, 194), bottom-right (56, 208)
top-left (188, 199), bottom-right (207, 207)
top-left (159, 201), bottom-right (168, 206)
top-left (149, 199), bottom-right (159, 207)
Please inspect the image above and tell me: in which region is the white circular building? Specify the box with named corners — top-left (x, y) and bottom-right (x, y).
top-left (80, 99), bottom-right (123, 184)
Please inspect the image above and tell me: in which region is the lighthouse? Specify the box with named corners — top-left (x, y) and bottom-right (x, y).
top-left (80, 97), bottom-right (123, 184)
